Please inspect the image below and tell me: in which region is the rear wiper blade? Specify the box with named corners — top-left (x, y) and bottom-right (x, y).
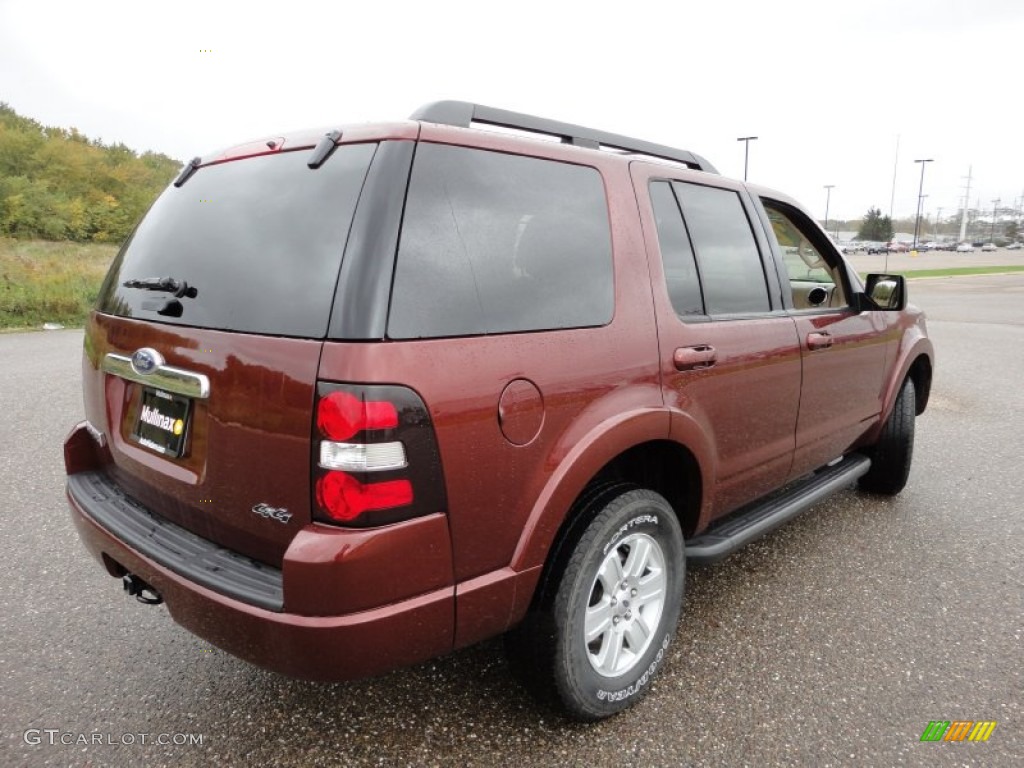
top-left (307, 130), bottom-right (342, 169)
top-left (174, 156), bottom-right (202, 188)
top-left (123, 277), bottom-right (198, 299)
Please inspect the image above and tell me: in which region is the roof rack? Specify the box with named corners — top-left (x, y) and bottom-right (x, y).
top-left (410, 101), bottom-right (718, 174)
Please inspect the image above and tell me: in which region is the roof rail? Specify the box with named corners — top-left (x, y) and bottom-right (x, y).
top-left (410, 100), bottom-right (718, 174)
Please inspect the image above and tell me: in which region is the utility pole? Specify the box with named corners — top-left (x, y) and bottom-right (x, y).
top-left (958, 166), bottom-right (972, 244)
top-left (935, 206), bottom-right (943, 240)
top-left (824, 185), bottom-right (834, 233)
top-left (889, 134), bottom-right (900, 222)
top-left (737, 136), bottom-right (757, 181)
top-left (990, 199), bottom-right (1000, 243)
top-left (912, 159), bottom-right (933, 250)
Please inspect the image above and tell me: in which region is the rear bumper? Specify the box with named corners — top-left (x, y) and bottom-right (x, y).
top-left (65, 465), bottom-right (454, 682)
top-left (68, 471), bottom-right (284, 610)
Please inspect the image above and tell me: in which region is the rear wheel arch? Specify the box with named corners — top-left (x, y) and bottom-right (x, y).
top-left (591, 440), bottom-right (703, 539)
top-left (513, 438), bottom-right (703, 624)
top-left (511, 418), bottom-right (707, 575)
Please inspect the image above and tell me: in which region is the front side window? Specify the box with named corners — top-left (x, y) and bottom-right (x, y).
top-left (672, 182), bottom-right (770, 315)
top-left (388, 144), bottom-right (613, 339)
top-left (762, 199), bottom-right (847, 309)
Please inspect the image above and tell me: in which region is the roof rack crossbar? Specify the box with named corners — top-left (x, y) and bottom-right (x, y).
top-left (410, 101), bottom-right (718, 174)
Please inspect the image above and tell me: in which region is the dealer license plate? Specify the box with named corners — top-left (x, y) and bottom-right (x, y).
top-left (131, 387), bottom-right (191, 458)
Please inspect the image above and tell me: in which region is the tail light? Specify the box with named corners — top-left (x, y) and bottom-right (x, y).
top-left (313, 383), bottom-right (446, 527)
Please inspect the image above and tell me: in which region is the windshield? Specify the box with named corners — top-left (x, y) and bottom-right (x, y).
top-left (97, 143), bottom-right (376, 337)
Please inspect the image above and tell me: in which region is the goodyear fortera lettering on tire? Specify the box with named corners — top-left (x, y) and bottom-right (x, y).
top-left (596, 635), bottom-right (671, 702)
top-left (601, 514), bottom-right (659, 556)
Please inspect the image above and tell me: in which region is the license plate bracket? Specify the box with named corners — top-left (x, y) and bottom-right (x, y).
top-left (131, 387), bottom-right (192, 458)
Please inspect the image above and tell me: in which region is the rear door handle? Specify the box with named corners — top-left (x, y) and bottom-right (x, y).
top-left (806, 331), bottom-right (833, 350)
top-left (674, 345), bottom-right (717, 371)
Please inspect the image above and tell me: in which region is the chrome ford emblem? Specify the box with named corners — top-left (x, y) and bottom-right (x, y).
top-left (130, 347), bottom-right (164, 376)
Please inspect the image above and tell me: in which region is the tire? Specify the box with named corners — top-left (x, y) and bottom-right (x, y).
top-left (859, 377), bottom-right (916, 495)
top-left (506, 487), bottom-right (685, 720)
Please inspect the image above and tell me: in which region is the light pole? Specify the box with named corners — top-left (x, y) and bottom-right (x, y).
top-left (823, 185), bottom-right (835, 234)
top-left (990, 199), bottom-right (1000, 243)
top-left (916, 195), bottom-right (928, 247)
top-left (935, 206), bottom-right (943, 241)
top-left (737, 136), bottom-right (757, 181)
top-left (912, 159), bottom-right (933, 250)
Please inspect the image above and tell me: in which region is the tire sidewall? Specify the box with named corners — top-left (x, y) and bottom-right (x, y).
top-left (860, 376), bottom-right (916, 494)
top-left (555, 491), bottom-right (685, 718)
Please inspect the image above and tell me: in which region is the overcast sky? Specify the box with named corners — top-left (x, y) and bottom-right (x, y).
top-left (1, 0), bottom-right (1021, 223)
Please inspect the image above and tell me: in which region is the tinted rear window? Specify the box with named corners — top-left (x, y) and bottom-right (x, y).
top-left (387, 144), bottom-right (613, 339)
top-left (672, 182), bottom-right (770, 315)
top-left (649, 181), bottom-right (705, 317)
top-left (97, 144), bottom-right (376, 337)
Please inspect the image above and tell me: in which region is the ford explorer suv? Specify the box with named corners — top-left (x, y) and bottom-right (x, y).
top-left (64, 101), bottom-right (933, 720)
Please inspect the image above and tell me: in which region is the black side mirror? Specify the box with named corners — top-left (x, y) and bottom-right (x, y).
top-left (860, 273), bottom-right (906, 311)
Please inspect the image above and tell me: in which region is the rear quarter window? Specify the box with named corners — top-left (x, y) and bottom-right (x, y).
top-left (387, 144), bottom-right (614, 339)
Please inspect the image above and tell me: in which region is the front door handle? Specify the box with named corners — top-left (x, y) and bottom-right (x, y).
top-left (674, 345), bottom-right (717, 371)
top-left (807, 331), bottom-right (833, 350)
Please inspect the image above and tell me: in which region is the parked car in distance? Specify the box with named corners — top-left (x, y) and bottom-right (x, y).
top-left (956, 242), bottom-right (974, 253)
top-left (981, 242), bottom-right (998, 252)
top-left (63, 100), bottom-right (934, 721)
top-left (1005, 242), bottom-right (1022, 250)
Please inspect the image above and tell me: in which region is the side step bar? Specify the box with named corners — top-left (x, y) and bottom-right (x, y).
top-left (686, 454), bottom-right (871, 565)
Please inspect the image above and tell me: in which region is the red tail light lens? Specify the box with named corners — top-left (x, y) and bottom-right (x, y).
top-left (313, 383), bottom-right (445, 527)
top-left (316, 472), bottom-right (413, 522)
top-left (317, 390), bottom-right (398, 441)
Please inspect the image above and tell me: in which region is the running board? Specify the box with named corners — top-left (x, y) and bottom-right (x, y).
top-left (685, 454), bottom-right (871, 565)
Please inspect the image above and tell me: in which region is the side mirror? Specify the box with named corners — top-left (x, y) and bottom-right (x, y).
top-left (860, 273), bottom-right (906, 311)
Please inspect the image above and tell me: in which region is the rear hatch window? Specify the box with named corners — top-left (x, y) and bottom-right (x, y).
top-left (86, 143), bottom-right (376, 570)
top-left (97, 144), bottom-right (377, 337)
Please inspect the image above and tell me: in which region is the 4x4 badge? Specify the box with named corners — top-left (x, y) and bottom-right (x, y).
top-left (130, 347), bottom-right (164, 375)
top-left (252, 503), bottom-right (292, 524)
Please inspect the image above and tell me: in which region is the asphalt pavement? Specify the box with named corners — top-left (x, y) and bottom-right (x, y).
top-left (1, 275), bottom-right (1021, 767)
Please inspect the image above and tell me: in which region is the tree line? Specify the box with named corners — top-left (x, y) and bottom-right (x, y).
top-left (0, 103), bottom-right (181, 242)
top-left (850, 206), bottom-right (1019, 243)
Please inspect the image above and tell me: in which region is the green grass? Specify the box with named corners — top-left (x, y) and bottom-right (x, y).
top-left (893, 266), bottom-right (1024, 279)
top-left (0, 238), bottom-right (118, 329)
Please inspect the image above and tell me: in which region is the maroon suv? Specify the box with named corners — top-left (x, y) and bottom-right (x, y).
top-left (65, 101), bottom-right (933, 720)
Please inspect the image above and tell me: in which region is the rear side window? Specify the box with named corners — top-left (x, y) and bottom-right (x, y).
top-left (649, 181), bottom-right (704, 317)
top-left (387, 144), bottom-right (613, 339)
top-left (672, 182), bottom-right (770, 315)
top-left (97, 144), bottom-right (376, 337)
